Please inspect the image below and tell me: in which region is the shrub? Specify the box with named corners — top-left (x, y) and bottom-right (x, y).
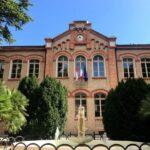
top-left (103, 78), bottom-right (149, 141)
top-left (35, 76), bottom-right (68, 139)
top-left (18, 76), bottom-right (39, 137)
top-left (18, 76), bottom-right (68, 139)
top-left (140, 93), bottom-right (150, 118)
top-left (18, 76), bottom-right (38, 120)
top-left (139, 93), bottom-right (150, 141)
top-left (0, 81), bottom-right (28, 134)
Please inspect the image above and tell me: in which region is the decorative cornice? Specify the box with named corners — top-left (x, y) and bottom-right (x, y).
top-left (0, 46), bottom-right (45, 51)
top-left (116, 44), bottom-right (150, 50)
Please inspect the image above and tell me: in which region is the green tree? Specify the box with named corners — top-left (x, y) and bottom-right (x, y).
top-left (103, 78), bottom-right (149, 141)
top-left (18, 76), bottom-right (38, 120)
top-left (18, 76), bottom-right (39, 137)
top-left (140, 93), bottom-right (150, 118)
top-left (36, 76), bottom-right (68, 139)
top-left (0, 0), bottom-right (32, 43)
top-left (0, 82), bottom-right (12, 121)
top-left (0, 81), bottom-right (28, 134)
top-left (7, 90), bottom-right (28, 133)
top-left (139, 93), bottom-right (150, 141)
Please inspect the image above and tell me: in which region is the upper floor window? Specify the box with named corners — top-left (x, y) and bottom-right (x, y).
top-left (123, 58), bottom-right (134, 78)
top-left (75, 93), bottom-right (87, 117)
top-left (57, 56), bottom-right (68, 77)
top-left (141, 57), bottom-right (150, 78)
top-left (10, 59), bottom-right (22, 78)
top-left (93, 55), bottom-right (105, 77)
top-left (29, 59), bottom-right (39, 78)
top-left (75, 56), bottom-right (86, 79)
top-left (94, 93), bottom-right (106, 117)
top-left (0, 60), bottom-right (4, 79)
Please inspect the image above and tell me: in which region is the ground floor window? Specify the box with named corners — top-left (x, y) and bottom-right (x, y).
top-left (75, 93), bottom-right (87, 117)
top-left (0, 60), bottom-right (4, 79)
top-left (29, 59), bottom-right (39, 78)
top-left (11, 59), bottom-right (22, 78)
top-left (94, 93), bottom-right (106, 117)
top-left (141, 57), bottom-right (150, 77)
top-left (123, 58), bottom-right (134, 78)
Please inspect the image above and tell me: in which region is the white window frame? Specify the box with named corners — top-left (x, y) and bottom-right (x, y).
top-left (9, 59), bottom-right (22, 79)
top-left (56, 56), bottom-right (69, 78)
top-left (94, 93), bottom-right (106, 117)
top-left (75, 93), bottom-right (87, 117)
top-left (92, 55), bottom-right (106, 77)
top-left (122, 57), bottom-right (136, 78)
top-left (0, 60), bottom-right (4, 79)
top-left (28, 59), bottom-right (40, 78)
top-left (141, 57), bottom-right (150, 78)
top-left (74, 55), bottom-right (87, 77)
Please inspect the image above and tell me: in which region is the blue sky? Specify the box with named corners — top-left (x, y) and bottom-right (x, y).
top-left (4, 0), bottom-right (150, 46)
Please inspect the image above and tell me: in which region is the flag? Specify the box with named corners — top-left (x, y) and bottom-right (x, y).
top-left (80, 67), bottom-right (84, 80)
top-left (75, 67), bottom-right (79, 80)
top-left (83, 66), bottom-right (88, 81)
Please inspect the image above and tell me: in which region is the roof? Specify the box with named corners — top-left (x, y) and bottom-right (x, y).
top-left (0, 46), bottom-right (45, 51)
top-left (116, 44), bottom-right (150, 50)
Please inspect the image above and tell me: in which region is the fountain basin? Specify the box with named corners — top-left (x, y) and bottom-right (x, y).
top-left (68, 136), bottom-right (93, 144)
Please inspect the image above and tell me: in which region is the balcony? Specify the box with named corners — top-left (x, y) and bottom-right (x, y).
top-left (74, 79), bottom-right (88, 87)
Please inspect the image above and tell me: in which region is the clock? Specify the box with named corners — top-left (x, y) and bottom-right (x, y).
top-left (77, 34), bottom-right (84, 42)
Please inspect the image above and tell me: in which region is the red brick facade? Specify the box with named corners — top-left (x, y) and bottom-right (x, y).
top-left (0, 21), bottom-right (150, 134)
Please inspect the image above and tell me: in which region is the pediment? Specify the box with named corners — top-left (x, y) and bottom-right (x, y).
top-left (46, 21), bottom-right (116, 51)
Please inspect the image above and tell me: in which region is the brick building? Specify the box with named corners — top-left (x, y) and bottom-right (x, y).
top-left (0, 21), bottom-right (150, 134)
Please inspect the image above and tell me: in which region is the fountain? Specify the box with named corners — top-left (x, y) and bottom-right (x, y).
top-left (69, 105), bottom-right (93, 144)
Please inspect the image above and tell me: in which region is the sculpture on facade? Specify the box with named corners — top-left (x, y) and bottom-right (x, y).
top-left (69, 105), bottom-right (93, 144)
top-left (77, 105), bottom-right (86, 137)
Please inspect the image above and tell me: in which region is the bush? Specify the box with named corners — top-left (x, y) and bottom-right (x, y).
top-left (18, 76), bottom-right (39, 137)
top-left (18, 76), bottom-right (38, 120)
top-left (18, 76), bottom-right (68, 139)
top-left (35, 76), bottom-right (68, 139)
top-left (103, 78), bottom-right (149, 141)
top-left (0, 81), bottom-right (28, 134)
top-left (140, 93), bottom-right (150, 118)
top-left (139, 93), bottom-right (150, 141)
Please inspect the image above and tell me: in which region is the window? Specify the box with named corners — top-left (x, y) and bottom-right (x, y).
top-left (94, 93), bottom-right (106, 117)
top-left (93, 55), bottom-right (105, 77)
top-left (141, 57), bottom-right (150, 78)
top-left (10, 59), bottom-right (22, 78)
top-left (75, 93), bottom-right (87, 117)
top-left (29, 59), bottom-right (39, 78)
top-left (75, 56), bottom-right (87, 80)
top-left (0, 60), bottom-right (4, 79)
top-left (123, 58), bottom-right (134, 78)
top-left (57, 56), bottom-right (68, 77)
top-left (76, 56), bottom-right (86, 72)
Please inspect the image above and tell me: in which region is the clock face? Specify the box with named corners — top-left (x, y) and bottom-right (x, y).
top-left (77, 34), bottom-right (84, 42)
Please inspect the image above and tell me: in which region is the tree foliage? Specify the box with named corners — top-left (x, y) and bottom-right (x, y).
top-left (7, 90), bottom-right (28, 133)
top-left (0, 81), bottom-right (28, 134)
top-left (18, 76), bottom-right (38, 120)
top-left (139, 93), bottom-right (150, 140)
top-left (103, 78), bottom-right (150, 141)
top-left (18, 76), bottom-right (68, 139)
top-left (140, 92), bottom-right (150, 118)
top-left (35, 76), bottom-right (68, 139)
top-left (0, 0), bottom-right (32, 43)
top-left (18, 76), bottom-right (38, 137)
top-left (0, 82), bottom-right (12, 120)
